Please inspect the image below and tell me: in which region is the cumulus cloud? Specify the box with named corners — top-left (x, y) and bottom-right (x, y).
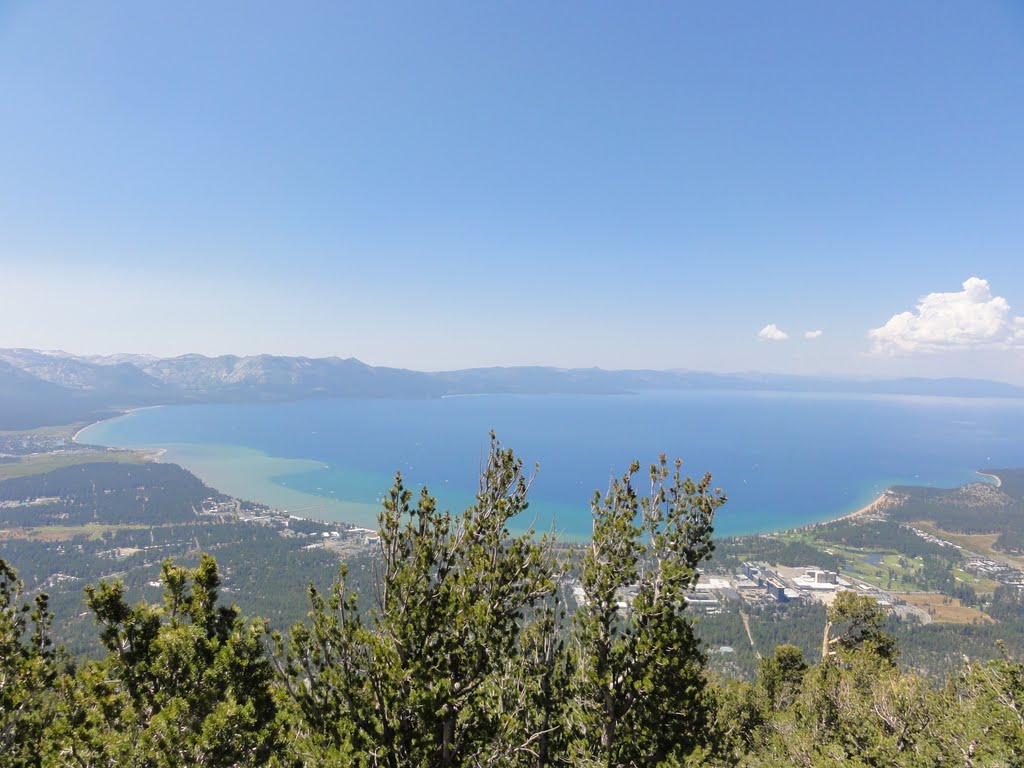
top-left (758, 324), bottom-right (789, 341)
top-left (804, 330), bottom-right (824, 339)
top-left (869, 277), bottom-right (1024, 354)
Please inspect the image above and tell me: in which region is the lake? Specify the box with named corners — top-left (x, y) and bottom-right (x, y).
top-left (76, 390), bottom-right (1024, 538)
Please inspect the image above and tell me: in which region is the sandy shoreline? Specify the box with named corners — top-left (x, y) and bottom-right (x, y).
top-left (73, 414), bottom-right (381, 527)
top-left (780, 490), bottom-right (894, 535)
top-left (71, 405), bottom-right (164, 444)
top-left (829, 491), bottom-right (893, 524)
top-left (976, 471), bottom-right (1002, 488)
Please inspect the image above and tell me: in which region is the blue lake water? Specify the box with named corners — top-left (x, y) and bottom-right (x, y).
top-left (76, 391), bottom-right (1024, 538)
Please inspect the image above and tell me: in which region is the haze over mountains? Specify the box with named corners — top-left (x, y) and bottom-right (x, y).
top-left (2, 347), bottom-right (1023, 431)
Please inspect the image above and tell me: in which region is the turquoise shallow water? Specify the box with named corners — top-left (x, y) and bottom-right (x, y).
top-left (77, 391), bottom-right (1024, 538)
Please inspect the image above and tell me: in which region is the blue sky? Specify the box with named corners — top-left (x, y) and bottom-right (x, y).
top-left (2, 3), bottom-right (1023, 382)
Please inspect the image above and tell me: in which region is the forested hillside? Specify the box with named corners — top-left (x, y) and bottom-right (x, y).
top-left (0, 462), bottom-right (221, 526)
top-left (3, 439), bottom-right (1024, 766)
top-left (888, 474), bottom-right (1024, 553)
top-left (0, 457), bottom-right (350, 657)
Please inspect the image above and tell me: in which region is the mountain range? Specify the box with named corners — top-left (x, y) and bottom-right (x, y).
top-left (2, 347), bottom-right (1023, 431)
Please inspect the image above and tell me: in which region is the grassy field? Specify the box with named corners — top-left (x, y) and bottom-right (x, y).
top-left (910, 521), bottom-right (1024, 571)
top-left (0, 522), bottom-right (157, 542)
top-left (834, 547), bottom-right (929, 592)
top-left (0, 450), bottom-right (149, 481)
top-left (774, 524), bottom-right (1010, 596)
top-left (0, 421), bottom-right (85, 438)
top-left (897, 592), bottom-right (995, 625)
top-left (952, 567), bottom-right (1002, 592)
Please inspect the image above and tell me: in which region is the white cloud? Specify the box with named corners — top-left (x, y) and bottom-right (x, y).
top-left (804, 330), bottom-right (824, 339)
top-left (869, 277), bottom-right (1024, 354)
top-left (758, 324), bottom-right (789, 341)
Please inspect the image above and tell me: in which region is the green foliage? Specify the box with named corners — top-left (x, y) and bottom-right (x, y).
top-left (695, 606), bottom-right (760, 680)
top-left (757, 644), bottom-right (807, 711)
top-left (943, 646), bottom-right (1024, 764)
top-left (740, 626), bottom-right (1024, 767)
top-left (0, 461), bottom-right (220, 527)
top-left (823, 591), bottom-right (897, 664)
top-left (8, 444), bottom-right (1024, 767)
top-left (747, 601), bottom-right (828, 665)
top-left (42, 555), bottom-right (281, 767)
top-left (888, 482), bottom-right (1024, 543)
top-left (815, 519), bottom-right (960, 562)
top-left (566, 456), bottom-right (725, 767)
top-left (2, 515), bottom-right (346, 659)
top-left (282, 435), bottom-right (559, 767)
top-left (283, 442), bottom-right (727, 767)
top-left (1, 560), bottom-right (58, 767)
top-left (758, 653), bottom-right (943, 767)
top-left (703, 674), bottom-right (766, 766)
top-left (712, 536), bottom-right (842, 573)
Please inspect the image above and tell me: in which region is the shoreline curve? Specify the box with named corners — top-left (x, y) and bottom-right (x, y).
top-left (779, 490), bottom-right (894, 535)
top-left (72, 406), bottom-right (164, 444)
top-left (65, 405), bottom-right (914, 539)
top-left (976, 470), bottom-right (1003, 488)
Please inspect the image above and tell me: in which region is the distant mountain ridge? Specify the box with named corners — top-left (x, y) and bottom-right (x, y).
top-left (2, 347), bottom-right (1023, 430)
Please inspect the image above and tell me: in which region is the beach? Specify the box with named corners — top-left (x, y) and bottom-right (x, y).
top-left (829, 491), bottom-right (895, 524)
top-left (72, 405), bottom-right (164, 444)
top-left (73, 408), bottom-right (383, 525)
top-left (976, 471), bottom-right (1003, 488)
top-left (148, 443), bottom-right (382, 526)
top-left (784, 490), bottom-right (896, 534)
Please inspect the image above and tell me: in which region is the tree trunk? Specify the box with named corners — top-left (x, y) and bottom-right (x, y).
top-left (442, 717), bottom-right (454, 767)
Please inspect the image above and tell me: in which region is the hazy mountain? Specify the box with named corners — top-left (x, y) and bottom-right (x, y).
top-left (83, 352), bottom-right (162, 367)
top-left (0, 360), bottom-right (118, 430)
top-left (138, 354), bottom-right (445, 399)
top-left (2, 348), bottom-right (1023, 430)
top-left (0, 349), bottom-right (169, 400)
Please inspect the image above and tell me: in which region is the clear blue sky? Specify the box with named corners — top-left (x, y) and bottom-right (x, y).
top-left (2, 2), bottom-right (1023, 382)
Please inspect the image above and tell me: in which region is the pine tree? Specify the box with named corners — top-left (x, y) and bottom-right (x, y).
top-left (566, 457), bottom-right (725, 767)
top-left (42, 555), bottom-right (281, 767)
top-left (820, 591), bottom-right (896, 664)
top-left (1, 559), bottom-right (58, 768)
top-left (281, 434), bottom-right (559, 767)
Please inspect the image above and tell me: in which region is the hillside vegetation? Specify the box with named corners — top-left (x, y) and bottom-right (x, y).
top-left (3, 439), bottom-right (1024, 766)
